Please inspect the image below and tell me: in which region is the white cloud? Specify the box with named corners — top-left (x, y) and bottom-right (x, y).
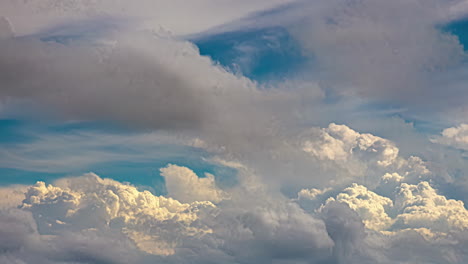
top-left (394, 181), bottom-right (468, 232)
top-left (0, 162), bottom-right (468, 263)
top-left (303, 123), bottom-right (399, 167)
top-left (21, 173), bottom-right (216, 256)
top-left (323, 184), bottom-right (394, 231)
top-left (381, 172), bottom-right (404, 183)
top-left (0, 168), bottom-right (339, 263)
top-left (308, 180), bottom-right (468, 237)
top-left (297, 187), bottom-right (332, 201)
top-left (301, 123), bottom-right (430, 187)
top-left (160, 164), bottom-right (226, 203)
top-left (432, 124), bottom-right (468, 151)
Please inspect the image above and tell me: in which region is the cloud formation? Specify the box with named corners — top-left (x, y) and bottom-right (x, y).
top-left (161, 164), bottom-right (226, 203)
top-left (1, 0), bottom-right (468, 263)
top-left (1, 158), bottom-right (468, 263)
top-left (300, 123), bottom-right (431, 188)
top-left (432, 123), bottom-right (468, 151)
top-left (290, 0), bottom-right (466, 110)
top-left (0, 167), bottom-right (338, 263)
top-left (22, 173), bottom-right (216, 256)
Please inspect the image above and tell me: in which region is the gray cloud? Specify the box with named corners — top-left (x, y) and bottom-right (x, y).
top-left (0, 33), bottom-right (219, 130)
top-left (289, 0), bottom-right (465, 109)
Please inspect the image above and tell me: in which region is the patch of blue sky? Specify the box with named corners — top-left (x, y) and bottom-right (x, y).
top-left (0, 118), bottom-right (116, 145)
top-left (0, 167), bottom-right (63, 186)
top-left (441, 18), bottom-right (468, 51)
top-left (88, 159), bottom-right (237, 196)
top-left (0, 119), bottom-right (35, 144)
top-left (0, 119), bottom-right (238, 193)
top-left (193, 26), bottom-right (309, 82)
top-left (27, 16), bottom-right (311, 83)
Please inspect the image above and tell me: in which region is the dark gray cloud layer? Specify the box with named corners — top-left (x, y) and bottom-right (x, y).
top-left (0, 33), bottom-right (215, 129)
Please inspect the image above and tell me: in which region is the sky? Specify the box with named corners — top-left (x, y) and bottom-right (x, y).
top-left (1, 0), bottom-right (468, 263)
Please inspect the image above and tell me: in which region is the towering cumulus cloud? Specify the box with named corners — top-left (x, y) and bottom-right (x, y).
top-left (0, 0), bottom-right (468, 263)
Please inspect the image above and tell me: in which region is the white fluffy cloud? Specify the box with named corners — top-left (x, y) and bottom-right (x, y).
top-left (0, 160), bottom-right (468, 263)
top-left (303, 123), bottom-right (399, 167)
top-left (432, 124), bottom-right (468, 151)
top-left (301, 123), bottom-right (431, 187)
top-left (0, 169), bottom-right (339, 263)
top-left (324, 184), bottom-right (394, 231)
top-left (301, 180), bottom-right (468, 237)
top-left (394, 181), bottom-right (468, 232)
top-left (160, 164), bottom-right (226, 203)
top-left (296, 123), bottom-right (468, 240)
top-left (21, 173), bottom-right (216, 256)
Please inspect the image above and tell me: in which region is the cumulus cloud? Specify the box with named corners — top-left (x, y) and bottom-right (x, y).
top-left (432, 124), bottom-right (468, 151)
top-left (303, 123), bottom-right (399, 167)
top-left (393, 181), bottom-right (468, 232)
top-left (302, 180), bottom-right (468, 237)
top-left (21, 173), bottom-right (216, 256)
top-left (301, 123), bottom-right (431, 187)
top-left (0, 160), bottom-right (468, 263)
top-left (0, 169), bottom-right (339, 263)
top-left (160, 164), bottom-right (226, 203)
top-left (0, 207), bottom-right (140, 264)
top-left (324, 184), bottom-right (394, 231)
top-left (320, 202), bottom-right (468, 264)
top-left (293, 178), bottom-right (468, 263)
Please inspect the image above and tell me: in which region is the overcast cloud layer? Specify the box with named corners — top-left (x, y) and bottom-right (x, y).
top-left (1, 0), bottom-right (468, 263)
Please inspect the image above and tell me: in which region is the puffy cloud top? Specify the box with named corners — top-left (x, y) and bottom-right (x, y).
top-left (433, 124), bottom-right (468, 151)
top-left (312, 181), bottom-right (468, 235)
top-left (394, 181), bottom-right (468, 232)
top-left (301, 124), bottom-right (430, 188)
top-left (324, 183), bottom-right (394, 231)
top-left (303, 123), bottom-right (399, 167)
top-left (21, 173), bottom-right (216, 256)
top-left (160, 164), bottom-right (226, 203)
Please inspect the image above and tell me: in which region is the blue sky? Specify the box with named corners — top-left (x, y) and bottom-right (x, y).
top-left (194, 26), bottom-right (309, 81)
